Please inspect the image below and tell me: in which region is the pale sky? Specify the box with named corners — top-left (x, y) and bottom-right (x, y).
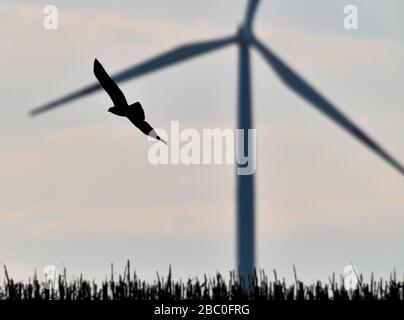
top-left (1, 0), bottom-right (403, 284)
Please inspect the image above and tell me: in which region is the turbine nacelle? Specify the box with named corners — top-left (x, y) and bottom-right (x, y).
top-left (237, 25), bottom-right (254, 44)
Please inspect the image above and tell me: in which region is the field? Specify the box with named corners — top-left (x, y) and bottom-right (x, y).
top-left (1, 262), bottom-right (403, 300)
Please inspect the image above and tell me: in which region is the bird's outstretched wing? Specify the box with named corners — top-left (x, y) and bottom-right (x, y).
top-left (94, 59), bottom-right (127, 106)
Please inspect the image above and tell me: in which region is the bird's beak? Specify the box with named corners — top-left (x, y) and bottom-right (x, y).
top-left (159, 137), bottom-right (168, 145)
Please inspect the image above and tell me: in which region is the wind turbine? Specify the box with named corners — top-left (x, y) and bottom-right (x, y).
top-left (31, 0), bottom-right (404, 285)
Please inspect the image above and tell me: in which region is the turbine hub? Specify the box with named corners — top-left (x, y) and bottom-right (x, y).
top-left (238, 25), bottom-right (253, 44)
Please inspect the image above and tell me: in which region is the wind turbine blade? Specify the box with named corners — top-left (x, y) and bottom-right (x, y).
top-left (244, 0), bottom-right (261, 31)
top-left (253, 38), bottom-right (404, 176)
top-left (30, 35), bottom-right (236, 116)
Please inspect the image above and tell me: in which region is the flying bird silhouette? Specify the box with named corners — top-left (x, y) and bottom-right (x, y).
top-left (94, 59), bottom-right (167, 144)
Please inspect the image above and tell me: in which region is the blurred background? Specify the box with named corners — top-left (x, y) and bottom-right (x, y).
top-left (0, 0), bottom-right (403, 283)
